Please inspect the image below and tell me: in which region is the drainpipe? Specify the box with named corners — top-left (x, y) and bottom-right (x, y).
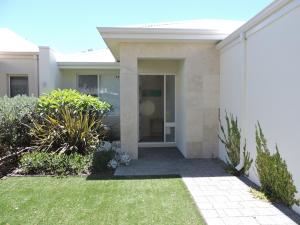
top-left (37, 53), bottom-right (40, 96)
top-left (235, 31), bottom-right (248, 171)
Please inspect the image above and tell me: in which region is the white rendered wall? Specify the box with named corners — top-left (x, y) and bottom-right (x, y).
top-left (0, 53), bottom-right (39, 96)
top-left (219, 1), bottom-right (300, 213)
top-left (38, 47), bottom-right (60, 95)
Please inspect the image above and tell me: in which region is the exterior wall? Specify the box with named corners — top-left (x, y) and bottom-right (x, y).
top-left (0, 53), bottom-right (39, 96)
top-left (219, 42), bottom-right (244, 162)
top-left (219, 1), bottom-right (300, 213)
top-left (120, 43), bottom-right (220, 159)
top-left (39, 47), bottom-right (60, 95)
top-left (59, 69), bottom-right (120, 139)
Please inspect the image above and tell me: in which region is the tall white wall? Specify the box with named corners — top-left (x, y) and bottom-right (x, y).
top-left (219, 1), bottom-right (300, 214)
top-left (39, 46), bottom-right (60, 95)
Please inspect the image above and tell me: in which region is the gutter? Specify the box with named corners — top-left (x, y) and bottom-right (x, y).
top-left (57, 62), bottom-right (120, 70)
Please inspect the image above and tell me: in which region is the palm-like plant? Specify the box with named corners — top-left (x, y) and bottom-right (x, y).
top-left (30, 107), bottom-right (104, 155)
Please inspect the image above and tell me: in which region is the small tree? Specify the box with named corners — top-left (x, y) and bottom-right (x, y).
top-left (219, 111), bottom-right (252, 176)
top-left (255, 122), bottom-right (299, 207)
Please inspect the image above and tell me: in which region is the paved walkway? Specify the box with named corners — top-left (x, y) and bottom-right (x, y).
top-left (115, 148), bottom-right (300, 225)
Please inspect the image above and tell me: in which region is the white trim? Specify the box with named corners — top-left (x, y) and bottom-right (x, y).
top-left (163, 75), bottom-right (166, 142)
top-left (98, 27), bottom-right (229, 60)
top-left (58, 62), bottom-right (120, 69)
top-left (0, 51), bottom-right (39, 56)
top-left (217, 0), bottom-right (299, 49)
top-left (99, 27), bottom-right (230, 39)
top-left (138, 142), bottom-right (176, 148)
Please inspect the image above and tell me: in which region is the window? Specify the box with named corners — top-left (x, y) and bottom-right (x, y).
top-left (77, 75), bottom-right (98, 97)
top-left (9, 76), bottom-right (29, 97)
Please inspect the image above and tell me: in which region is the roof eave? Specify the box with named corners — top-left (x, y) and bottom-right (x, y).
top-left (98, 27), bottom-right (230, 60)
top-left (58, 61), bottom-right (120, 70)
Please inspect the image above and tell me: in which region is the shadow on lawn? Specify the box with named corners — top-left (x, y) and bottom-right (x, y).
top-left (86, 173), bottom-right (180, 181)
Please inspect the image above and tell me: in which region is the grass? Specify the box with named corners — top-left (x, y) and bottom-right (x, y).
top-left (0, 176), bottom-right (206, 225)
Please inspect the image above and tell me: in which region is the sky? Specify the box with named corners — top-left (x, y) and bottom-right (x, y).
top-left (0, 0), bottom-right (273, 54)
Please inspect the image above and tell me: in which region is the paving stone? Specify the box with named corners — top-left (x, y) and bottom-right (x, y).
top-left (239, 217), bottom-right (260, 225)
top-left (223, 208), bottom-right (242, 217)
top-left (222, 217), bottom-right (242, 225)
top-left (200, 209), bottom-right (219, 218)
top-left (205, 218), bottom-right (225, 225)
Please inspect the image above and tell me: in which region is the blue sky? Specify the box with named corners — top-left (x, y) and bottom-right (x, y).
top-left (0, 0), bottom-right (273, 53)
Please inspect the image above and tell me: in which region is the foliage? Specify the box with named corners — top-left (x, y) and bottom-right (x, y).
top-left (20, 151), bottom-right (92, 175)
top-left (37, 89), bottom-right (111, 119)
top-left (30, 107), bottom-right (103, 155)
top-left (0, 95), bottom-right (37, 149)
top-left (249, 187), bottom-right (270, 202)
top-left (255, 123), bottom-right (299, 207)
top-left (219, 112), bottom-right (253, 176)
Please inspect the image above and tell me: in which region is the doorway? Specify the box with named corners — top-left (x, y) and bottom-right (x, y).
top-left (139, 75), bottom-right (175, 145)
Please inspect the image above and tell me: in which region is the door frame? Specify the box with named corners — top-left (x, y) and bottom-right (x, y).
top-left (138, 73), bottom-right (176, 148)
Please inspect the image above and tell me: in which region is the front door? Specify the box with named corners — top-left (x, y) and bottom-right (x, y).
top-left (139, 75), bottom-right (175, 144)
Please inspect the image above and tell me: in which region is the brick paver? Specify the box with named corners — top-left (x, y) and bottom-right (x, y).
top-left (115, 148), bottom-right (300, 225)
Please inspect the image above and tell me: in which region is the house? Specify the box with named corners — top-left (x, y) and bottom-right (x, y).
top-left (0, 0), bottom-right (299, 213)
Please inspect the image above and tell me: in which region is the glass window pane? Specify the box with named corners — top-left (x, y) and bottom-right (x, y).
top-left (139, 75), bottom-right (164, 142)
top-left (78, 75), bottom-right (98, 97)
top-left (166, 127), bottom-right (175, 142)
top-left (166, 75), bottom-right (175, 122)
top-left (10, 76), bottom-right (28, 97)
top-left (99, 75), bottom-right (120, 115)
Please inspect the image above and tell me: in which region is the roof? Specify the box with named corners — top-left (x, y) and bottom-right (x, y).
top-left (98, 19), bottom-right (245, 60)
top-left (123, 19), bottom-right (245, 33)
top-left (55, 48), bottom-right (119, 69)
top-left (55, 48), bottom-right (116, 63)
top-left (0, 28), bottom-right (39, 53)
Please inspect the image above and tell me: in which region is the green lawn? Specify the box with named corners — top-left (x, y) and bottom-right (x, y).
top-left (0, 176), bottom-right (205, 225)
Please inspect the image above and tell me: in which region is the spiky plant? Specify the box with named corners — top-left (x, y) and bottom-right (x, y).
top-left (219, 111), bottom-right (252, 176)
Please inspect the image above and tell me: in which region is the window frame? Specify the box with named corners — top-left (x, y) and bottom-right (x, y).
top-left (76, 74), bottom-right (101, 97)
top-left (8, 74), bottom-right (29, 97)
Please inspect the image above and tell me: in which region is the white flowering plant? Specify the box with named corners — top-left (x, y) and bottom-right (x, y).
top-left (96, 141), bottom-right (131, 169)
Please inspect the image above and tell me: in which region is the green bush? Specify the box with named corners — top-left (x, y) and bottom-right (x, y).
top-left (37, 89), bottom-right (111, 119)
top-left (219, 112), bottom-right (252, 175)
top-left (0, 95), bottom-right (37, 149)
top-left (255, 123), bottom-right (299, 207)
top-left (30, 107), bottom-right (103, 155)
top-left (20, 151), bottom-right (92, 175)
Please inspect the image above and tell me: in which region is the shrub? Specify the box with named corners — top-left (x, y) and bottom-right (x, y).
top-left (30, 107), bottom-right (103, 155)
top-left (37, 89), bottom-right (111, 119)
top-left (219, 112), bottom-right (253, 175)
top-left (20, 152), bottom-right (92, 175)
top-left (255, 123), bottom-right (299, 207)
top-left (0, 95), bottom-right (37, 149)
